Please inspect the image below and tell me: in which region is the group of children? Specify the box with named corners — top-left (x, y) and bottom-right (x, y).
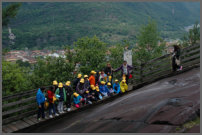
top-left (36, 70), bottom-right (129, 120)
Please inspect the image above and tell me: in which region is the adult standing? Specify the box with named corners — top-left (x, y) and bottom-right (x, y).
top-left (172, 45), bottom-right (183, 72)
top-left (113, 60), bottom-right (133, 84)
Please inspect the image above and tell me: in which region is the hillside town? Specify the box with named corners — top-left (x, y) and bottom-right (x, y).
top-left (3, 40), bottom-right (179, 64)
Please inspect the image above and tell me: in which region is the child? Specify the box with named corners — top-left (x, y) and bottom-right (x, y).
top-left (107, 82), bottom-right (114, 96)
top-left (36, 87), bottom-right (46, 121)
top-left (95, 71), bottom-right (101, 85)
top-left (89, 85), bottom-right (98, 102)
top-left (76, 78), bottom-right (85, 97)
top-left (73, 92), bottom-right (85, 108)
top-left (107, 75), bottom-right (112, 84)
top-left (53, 80), bottom-right (58, 93)
top-left (99, 81), bottom-right (109, 97)
top-left (73, 73), bottom-right (82, 90)
top-left (55, 83), bottom-right (66, 114)
top-left (47, 86), bottom-right (59, 118)
top-left (120, 79), bottom-right (128, 93)
top-left (83, 90), bottom-right (93, 105)
top-left (84, 75), bottom-right (90, 91)
top-left (95, 86), bottom-right (103, 100)
top-left (89, 70), bottom-right (96, 86)
top-left (99, 70), bottom-right (107, 82)
top-left (65, 81), bottom-right (73, 112)
top-left (113, 79), bottom-right (121, 94)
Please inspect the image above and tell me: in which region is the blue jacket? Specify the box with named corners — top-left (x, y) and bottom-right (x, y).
top-left (73, 95), bottom-right (82, 104)
top-left (113, 83), bottom-right (120, 94)
top-left (36, 88), bottom-right (45, 105)
top-left (99, 85), bottom-right (109, 93)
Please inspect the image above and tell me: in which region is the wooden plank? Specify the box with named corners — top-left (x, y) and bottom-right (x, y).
top-left (142, 57), bottom-right (170, 71)
top-left (8, 122), bottom-right (21, 132)
top-left (28, 115), bottom-right (40, 124)
top-left (27, 116), bottom-right (38, 124)
top-left (181, 53), bottom-right (200, 62)
top-left (142, 62), bottom-right (171, 76)
top-left (182, 44), bottom-right (200, 51)
top-left (6, 124), bottom-right (18, 132)
top-left (10, 120), bottom-right (27, 130)
top-left (3, 85), bottom-right (51, 101)
top-left (143, 53), bottom-right (170, 66)
top-left (3, 89), bottom-right (36, 101)
top-left (3, 96), bottom-right (36, 108)
top-left (181, 47), bottom-right (200, 58)
top-left (182, 58), bottom-right (200, 68)
top-left (15, 120), bottom-right (30, 128)
top-left (3, 103), bottom-right (36, 116)
top-left (3, 109), bottom-right (38, 125)
top-left (22, 117), bottom-right (35, 126)
top-left (143, 69), bottom-right (172, 82)
top-left (2, 125), bottom-right (13, 133)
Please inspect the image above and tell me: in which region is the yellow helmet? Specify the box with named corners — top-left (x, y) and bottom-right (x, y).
top-left (77, 74), bottom-right (82, 78)
top-left (96, 86), bottom-right (99, 91)
top-left (65, 81), bottom-right (71, 86)
top-left (53, 80), bottom-right (58, 85)
top-left (115, 79), bottom-right (119, 82)
top-left (99, 71), bottom-right (101, 74)
top-left (90, 85), bottom-right (94, 88)
top-left (91, 70), bottom-right (96, 74)
top-left (73, 92), bottom-right (79, 97)
top-left (109, 76), bottom-right (112, 79)
top-left (84, 75), bottom-right (88, 78)
top-left (92, 86), bottom-right (96, 90)
top-left (122, 79), bottom-right (126, 83)
top-left (58, 82), bottom-right (63, 88)
top-left (101, 81), bottom-right (105, 85)
top-left (86, 90), bottom-right (89, 93)
top-left (80, 78), bottom-right (84, 83)
top-left (107, 82), bottom-right (111, 86)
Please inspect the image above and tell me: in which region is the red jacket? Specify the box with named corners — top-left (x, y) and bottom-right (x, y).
top-left (89, 75), bottom-right (96, 86)
top-left (47, 90), bottom-right (54, 103)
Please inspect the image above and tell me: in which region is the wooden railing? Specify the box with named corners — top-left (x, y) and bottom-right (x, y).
top-left (2, 44), bottom-right (200, 125)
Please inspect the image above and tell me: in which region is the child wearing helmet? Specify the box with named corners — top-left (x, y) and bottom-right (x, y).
top-left (107, 82), bottom-right (114, 96)
top-left (73, 73), bottom-right (82, 90)
top-left (84, 75), bottom-right (90, 91)
top-left (95, 86), bottom-right (102, 100)
top-left (47, 86), bottom-right (59, 118)
top-left (64, 81), bottom-right (73, 112)
top-left (76, 78), bottom-right (86, 96)
top-left (120, 79), bottom-right (128, 93)
top-left (55, 83), bottom-right (66, 114)
top-left (52, 80), bottom-right (58, 93)
top-left (89, 70), bottom-right (96, 86)
top-left (113, 79), bottom-right (121, 94)
top-left (73, 92), bottom-right (85, 108)
top-left (89, 85), bottom-right (98, 101)
top-left (99, 81), bottom-right (109, 97)
top-left (83, 90), bottom-right (93, 105)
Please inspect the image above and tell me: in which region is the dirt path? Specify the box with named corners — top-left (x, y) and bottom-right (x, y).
top-left (19, 67), bottom-right (200, 133)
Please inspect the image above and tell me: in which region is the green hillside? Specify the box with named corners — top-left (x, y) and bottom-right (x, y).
top-left (2, 2), bottom-right (200, 50)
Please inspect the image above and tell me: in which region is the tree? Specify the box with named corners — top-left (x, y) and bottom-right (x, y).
top-left (71, 36), bottom-right (108, 74)
top-left (182, 21), bottom-right (200, 47)
top-left (2, 60), bottom-right (33, 96)
top-left (31, 57), bottom-right (75, 88)
top-left (132, 19), bottom-right (166, 64)
top-left (2, 3), bottom-right (22, 27)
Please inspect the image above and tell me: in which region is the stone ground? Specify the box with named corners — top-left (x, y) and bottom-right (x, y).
top-left (16, 67), bottom-right (200, 133)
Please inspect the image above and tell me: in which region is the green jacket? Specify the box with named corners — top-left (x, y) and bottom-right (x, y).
top-left (55, 88), bottom-right (66, 102)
